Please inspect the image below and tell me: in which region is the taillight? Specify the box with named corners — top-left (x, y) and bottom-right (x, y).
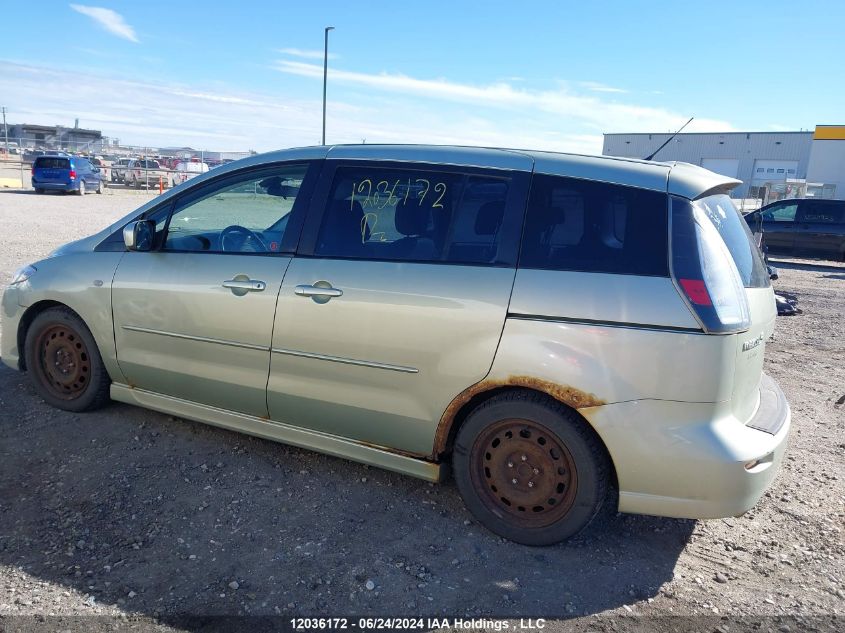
top-left (69, 170), bottom-right (77, 180)
top-left (678, 279), bottom-right (711, 306)
top-left (671, 196), bottom-right (750, 333)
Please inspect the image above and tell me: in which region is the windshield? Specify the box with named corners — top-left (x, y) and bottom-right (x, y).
top-left (695, 194), bottom-right (769, 289)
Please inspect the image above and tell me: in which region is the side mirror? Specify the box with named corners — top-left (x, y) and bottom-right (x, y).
top-left (123, 220), bottom-right (155, 252)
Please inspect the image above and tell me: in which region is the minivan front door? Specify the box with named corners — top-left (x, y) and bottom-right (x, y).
top-left (112, 162), bottom-right (317, 417)
top-left (760, 201), bottom-right (799, 254)
top-left (267, 159), bottom-right (531, 455)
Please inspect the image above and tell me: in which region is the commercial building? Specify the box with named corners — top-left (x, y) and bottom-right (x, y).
top-left (6, 123), bottom-right (103, 151)
top-left (603, 125), bottom-right (844, 201)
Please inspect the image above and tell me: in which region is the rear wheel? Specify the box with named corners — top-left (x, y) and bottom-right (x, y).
top-left (77, 180), bottom-right (86, 196)
top-left (97, 180), bottom-right (104, 194)
top-left (34, 188), bottom-right (44, 194)
top-left (24, 307), bottom-right (111, 412)
top-left (453, 391), bottom-right (609, 545)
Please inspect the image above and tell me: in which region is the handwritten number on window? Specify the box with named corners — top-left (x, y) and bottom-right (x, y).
top-left (433, 182), bottom-right (446, 209)
top-left (416, 179), bottom-right (430, 205)
top-left (351, 177), bottom-right (446, 210)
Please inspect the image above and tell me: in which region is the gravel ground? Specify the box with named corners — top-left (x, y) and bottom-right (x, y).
top-left (0, 189), bottom-right (842, 631)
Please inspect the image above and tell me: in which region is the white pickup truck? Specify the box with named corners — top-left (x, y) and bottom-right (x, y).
top-left (126, 159), bottom-right (170, 189)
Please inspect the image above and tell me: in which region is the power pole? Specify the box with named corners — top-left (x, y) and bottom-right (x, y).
top-left (1, 106), bottom-right (8, 156)
top-left (322, 26), bottom-right (335, 145)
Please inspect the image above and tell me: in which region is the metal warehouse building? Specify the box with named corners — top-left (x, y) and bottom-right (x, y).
top-left (603, 125), bottom-right (845, 202)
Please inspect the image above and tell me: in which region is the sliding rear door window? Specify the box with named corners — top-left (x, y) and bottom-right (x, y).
top-left (520, 174), bottom-right (669, 276)
top-left (314, 164), bottom-right (518, 265)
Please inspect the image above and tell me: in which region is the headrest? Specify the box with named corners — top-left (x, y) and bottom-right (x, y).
top-left (328, 199), bottom-right (369, 241)
top-left (475, 201), bottom-right (505, 236)
top-left (394, 199), bottom-right (429, 236)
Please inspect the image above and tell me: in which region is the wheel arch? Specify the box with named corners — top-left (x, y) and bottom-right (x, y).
top-left (433, 379), bottom-right (618, 491)
top-left (16, 300), bottom-right (67, 370)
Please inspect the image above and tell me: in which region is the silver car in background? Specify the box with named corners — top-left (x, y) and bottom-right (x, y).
top-left (1, 145), bottom-right (790, 545)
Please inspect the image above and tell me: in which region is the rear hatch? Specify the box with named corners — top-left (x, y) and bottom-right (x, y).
top-left (671, 194), bottom-right (777, 429)
top-left (33, 157), bottom-right (71, 183)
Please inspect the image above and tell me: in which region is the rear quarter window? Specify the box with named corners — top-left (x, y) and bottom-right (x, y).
top-left (34, 157), bottom-right (70, 169)
top-left (520, 174), bottom-right (669, 276)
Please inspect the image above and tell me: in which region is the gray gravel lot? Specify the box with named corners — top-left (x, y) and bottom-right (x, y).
top-left (0, 188), bottom-right (842, 630)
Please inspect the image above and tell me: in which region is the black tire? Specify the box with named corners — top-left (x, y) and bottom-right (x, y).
top-left (97, 180), bottom-right (104, 194)
top-left (77, 180), bottom-right (86, 196)
top-left (34, 188), bottom-right (44, 194)
top-left (24, 307), bottom-right (111, 412)
top-left (453, 391), bottom-right (609, 546)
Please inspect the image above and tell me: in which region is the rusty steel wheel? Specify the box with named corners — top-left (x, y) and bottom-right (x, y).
top-left (470, 418), bottom-right (578, 528)
top-left (454, 391), bottom-right (609, 545)
top-left (24, 307), bottom-right (111, 412)
top-left (34, 324), bottom-right (91, 400)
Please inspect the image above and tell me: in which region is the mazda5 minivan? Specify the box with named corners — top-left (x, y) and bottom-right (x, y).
top-left (1, 145), bottom-right (790, 545)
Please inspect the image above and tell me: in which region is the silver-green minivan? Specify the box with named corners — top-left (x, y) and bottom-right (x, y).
top-left (1, 145), bottom-right (790, 545)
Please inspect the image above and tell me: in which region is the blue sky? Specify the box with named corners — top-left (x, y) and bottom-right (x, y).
top-left (1, 1), bottom-right (842, 153)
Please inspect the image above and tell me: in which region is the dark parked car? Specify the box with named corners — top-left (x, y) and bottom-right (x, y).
top-left (31, 155), bottom-right (105, 195)
top-left (745, 198), bottom-right (845, 261)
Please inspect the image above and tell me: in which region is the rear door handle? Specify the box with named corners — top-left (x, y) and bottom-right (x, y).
top-left (223, 278), bottom-right (266, 292)
top-left (295, 284), bottom-right (343, 298)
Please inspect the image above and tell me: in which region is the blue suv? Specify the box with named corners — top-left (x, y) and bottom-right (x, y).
top-left (31, 155), bottom-right (105, 195)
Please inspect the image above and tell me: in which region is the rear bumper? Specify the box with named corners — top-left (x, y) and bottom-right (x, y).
top-left (32, 179), bottom-right (76, 191)
top-left (582, 372), bottom-right (791, 519)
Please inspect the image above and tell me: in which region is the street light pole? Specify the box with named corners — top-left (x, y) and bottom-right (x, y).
top-left (1, 106), bottom-right (8, 157)
top-left (322, 26), bottom-right (335, 146)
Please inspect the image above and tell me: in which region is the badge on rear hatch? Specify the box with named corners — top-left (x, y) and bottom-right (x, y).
top-left (742, 333), bottom-right (764, 352)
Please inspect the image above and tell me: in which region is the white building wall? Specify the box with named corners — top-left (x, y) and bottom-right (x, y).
top-left (602, 132), bottom-right (813, 198)
top-left (806, 140), bottom-right (845, 200)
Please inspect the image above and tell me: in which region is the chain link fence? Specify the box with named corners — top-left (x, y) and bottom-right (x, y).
top-left (733, 179), bottom-right (838, 214)
top-left (0, 138), bottom-right (256, 193)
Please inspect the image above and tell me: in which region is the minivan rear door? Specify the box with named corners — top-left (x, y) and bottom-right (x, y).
top-left (267, 155), bottom-right (531, 455)
top-left (34, 157), bottom-right (70, 183)
top-left (692, 195), bottom-right (776, 426)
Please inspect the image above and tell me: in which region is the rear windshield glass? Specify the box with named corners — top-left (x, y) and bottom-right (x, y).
top-left (696, 194), bottom-right (769, 288)
top-left (34, 157), bottom-right (70, 169)
top-left (520, 174), bottom-right (669, 276)
top-left (136, 160), bottom-right (161, 169)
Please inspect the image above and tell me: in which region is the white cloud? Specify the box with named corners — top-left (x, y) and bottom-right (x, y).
top-left (0, 59), bottom-right (734, 157)
top-left (277, 47), bottom-right (337, 60)
top-left (579, 81), bottom-right (628, 94)
top-left (273, 60), bottom-right (735, 135)
top-left (70, 4), bottom-right (139, 43)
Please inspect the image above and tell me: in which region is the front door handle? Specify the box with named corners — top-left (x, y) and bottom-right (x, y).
top-left (223, 278), bottom-right (266, 292)
top-left (295, 284), bottom-right (343, 298)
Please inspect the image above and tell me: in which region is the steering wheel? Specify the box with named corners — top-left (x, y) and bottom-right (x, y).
top-left (220, 225), bottom-right (268, 252)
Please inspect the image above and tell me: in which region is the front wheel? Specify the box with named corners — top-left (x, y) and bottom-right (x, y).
top-left (24, 307), bottom-right (111, 412)
top-left (453, 391), bottom-right (610, 546)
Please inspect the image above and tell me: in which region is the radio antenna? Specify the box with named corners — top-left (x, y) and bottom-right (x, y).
top-left (643, 117), bottom-right (694, 160)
